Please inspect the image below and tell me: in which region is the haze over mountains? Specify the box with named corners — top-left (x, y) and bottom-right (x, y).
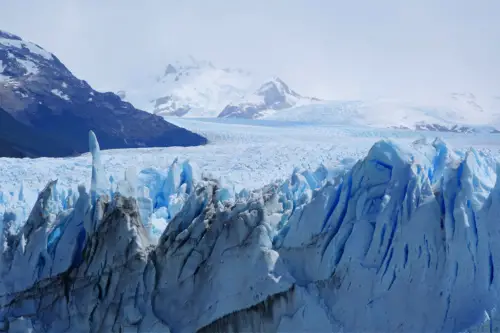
top-left (117, 57), bottom-right (500, 133)
top-left (1, 26), bottom-right (499, 159)
top-left (118, 57), bottom-right (320, 120)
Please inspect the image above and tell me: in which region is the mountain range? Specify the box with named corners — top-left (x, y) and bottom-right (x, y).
top-left (118, 58), bottom-right (500, 133)
top-left (2, 28), bottom-right (498, 158)
top-left (118, 56), bottom-right (320, 119)
top-left (0, 31), bottom-right (207, 158)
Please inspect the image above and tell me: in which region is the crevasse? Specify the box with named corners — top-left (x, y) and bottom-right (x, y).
top-left (0, 132), bottom-right (499, 332)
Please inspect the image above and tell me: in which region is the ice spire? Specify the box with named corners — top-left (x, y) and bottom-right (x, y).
top-left (116, 166), bottom-right (137, 198)
top-left (89, 130), bottom-right (106, 204)
top-left (137, 186), bottom-right (153, 231)
top-left (125, 166), bottom-right (137, 197)
top-left (162, 158), bottom-right (181, 202)
top-left (18, 181), bottom-right (24, 202)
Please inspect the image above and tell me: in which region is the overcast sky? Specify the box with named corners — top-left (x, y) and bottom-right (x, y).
top-left (1, 0), bottom-right (499, 100)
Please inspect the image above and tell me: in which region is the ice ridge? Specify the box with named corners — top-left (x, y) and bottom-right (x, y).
top-left (0, 134), bottom-right (499, 332)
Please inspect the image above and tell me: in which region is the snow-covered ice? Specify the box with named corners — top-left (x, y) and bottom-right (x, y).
top-left (15, 58), bottom-right (39, 76)
top-left (261, 97), bottom-right (500, 129)
top-left (2, 124), bottom-right (500, 332)
top-left (1, 118), bottom-right (499, 225)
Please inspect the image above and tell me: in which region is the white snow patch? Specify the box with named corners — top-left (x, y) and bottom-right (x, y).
top-left (0, 59), bottom-right (6, 82)
top-left (61, 82), bottom-right (68, 88)
top-left (51, 89), bottom-right (70, 101)
top-left (1, 78), bottom-right (19, 87)
top-left (15, 90), bottom-right (29, 98)
top-left (0, 36), bottom-right (54, 60)
top-left (16, 58), bottom-right (39, 75)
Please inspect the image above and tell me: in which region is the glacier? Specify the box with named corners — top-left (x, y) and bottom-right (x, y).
top-left (0, 132), bottom-right (500, 332)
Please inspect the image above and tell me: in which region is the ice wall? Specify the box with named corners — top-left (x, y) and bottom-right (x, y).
top-left (0, 133), bottom-right (499, 332)
top-left (0, 143), bottom-right (335, 242)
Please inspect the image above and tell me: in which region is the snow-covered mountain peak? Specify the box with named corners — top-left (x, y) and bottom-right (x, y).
top-left (256, 76), bottom-right (300, 98)
top-left (0, 30), bottom-right (59, 83)
top-left (161, 55), bottom-right (250, 76)
top-left (0, 30), bottom-right (54, 61)
top-left (117, 56), bottom-right (316, 118)
top-left (172, 55), bottom-right (213, 69)
top-left (157, 56), bottom-right (216, 81)
top-left (0, 29), bottom-right (80, 109)
top-left (218, 76), bottom-right (318, 119)
top-left (162, 63), bottom-right (177, 77)
top-left (0, 30), bottom-right (18, 40)
top-left (120, 58), bottom-right (259, 117)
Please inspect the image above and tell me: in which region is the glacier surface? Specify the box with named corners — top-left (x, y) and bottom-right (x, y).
top-left (1, 132), bottom-right (500, 332)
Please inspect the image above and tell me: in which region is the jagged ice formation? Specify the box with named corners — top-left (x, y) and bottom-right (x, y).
top-left (0, 132), bottom-right (499, 332)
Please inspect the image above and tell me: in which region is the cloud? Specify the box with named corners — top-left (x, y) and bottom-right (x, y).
top-left (1, 0), bottom-right (499, 99)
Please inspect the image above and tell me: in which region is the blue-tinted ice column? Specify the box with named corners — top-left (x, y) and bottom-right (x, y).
top-left (17, 182), bottom-right (24, 203)
top-left (89, 130), bottom-right (107, 204)
top-left (137, 186), bottom-right (153, 231)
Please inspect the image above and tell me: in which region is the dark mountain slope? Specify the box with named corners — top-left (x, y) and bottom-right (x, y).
top-left (0, 107), bottom-right (75, 158)
top-left (0, 30), bottom-right (207, 157)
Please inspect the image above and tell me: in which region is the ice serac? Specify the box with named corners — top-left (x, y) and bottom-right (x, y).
top-left (89, 130), bottom-right (106, 204)
top-left (2, 137), bottom-right (500, 332)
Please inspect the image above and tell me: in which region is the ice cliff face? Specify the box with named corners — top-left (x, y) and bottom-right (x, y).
top-left (1, 134), bottom-right (500, 332)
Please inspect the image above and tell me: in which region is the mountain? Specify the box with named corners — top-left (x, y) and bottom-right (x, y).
top-left (0, 31), bottom-right (207, 157)
top-left (0, 107), bottom-right (74, 158)
top-left (2, 134), bottom-right (500, 332)
top-left (119, 56), bottom-right (256, 117)
top-left (116, 57), bottom-right (500, 132)
top-left (118, 57), bottom-right (318, 118)
top-left (259, 95), bottom-right (500, 132)
top-left (218, 77), bottom-right (319, 119)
